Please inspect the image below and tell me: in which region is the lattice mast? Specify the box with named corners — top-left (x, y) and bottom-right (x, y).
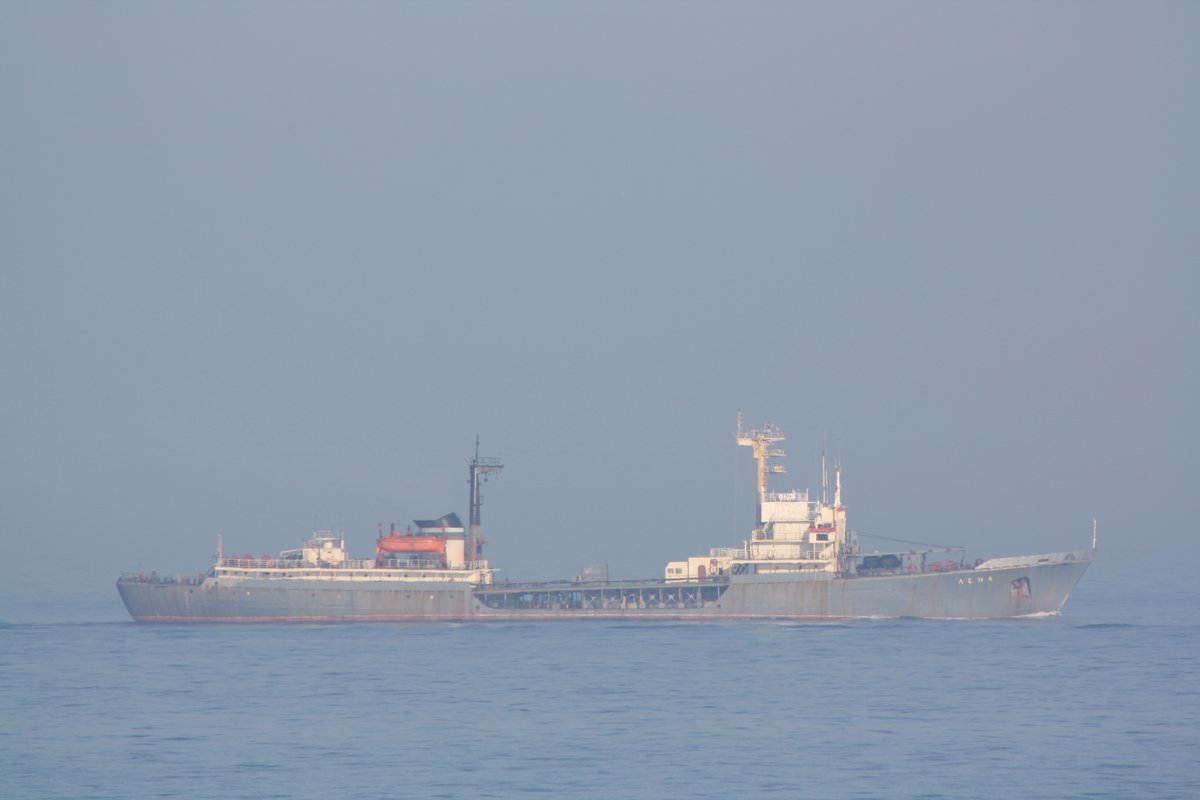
top-left (467, 436), bottom-right (503, 563)
top-left (736, 411), bottom-right (787, 527)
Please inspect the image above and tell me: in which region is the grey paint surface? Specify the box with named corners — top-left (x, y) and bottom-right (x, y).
top-left (117, 554), bottom-right (1089, 622)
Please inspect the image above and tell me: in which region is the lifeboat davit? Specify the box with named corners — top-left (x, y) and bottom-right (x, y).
top-left (375, 535), bottom-right (446, 556)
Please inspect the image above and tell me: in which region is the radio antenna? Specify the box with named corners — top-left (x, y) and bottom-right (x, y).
top-left (468, 435), bottom-right (504, 563)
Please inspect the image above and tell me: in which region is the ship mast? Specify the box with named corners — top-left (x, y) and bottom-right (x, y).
top-left (467, 436), bottom-right (503, 563)
top-left (736, 411), bottom-right (786, 527)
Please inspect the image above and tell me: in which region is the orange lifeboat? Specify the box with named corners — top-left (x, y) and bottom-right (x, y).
top-left (375, 535), bottom-right (446, 556)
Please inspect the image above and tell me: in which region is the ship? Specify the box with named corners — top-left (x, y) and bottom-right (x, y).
top-left (116, 421), bottom-right (1093, 622)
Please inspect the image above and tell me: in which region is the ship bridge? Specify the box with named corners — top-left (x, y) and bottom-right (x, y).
top-left (666, 416), bottom-right (853, 581)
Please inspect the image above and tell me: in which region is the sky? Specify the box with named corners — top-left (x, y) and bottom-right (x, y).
top-left (2, 2), bottom-right (1198, 621)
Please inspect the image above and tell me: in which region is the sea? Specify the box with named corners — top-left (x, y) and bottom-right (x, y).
top-left (2, 559), bottom-right (1197, 800)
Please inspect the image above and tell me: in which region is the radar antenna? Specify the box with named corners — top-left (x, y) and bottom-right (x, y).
top-left (736, 412), bottom-right (786, 527)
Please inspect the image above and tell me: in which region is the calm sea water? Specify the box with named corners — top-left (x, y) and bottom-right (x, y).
top-left (2, 562), bottom-right (1197, 800)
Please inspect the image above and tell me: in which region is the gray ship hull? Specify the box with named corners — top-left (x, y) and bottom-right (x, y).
top-left (117, 551), bottom-right (1090, 622)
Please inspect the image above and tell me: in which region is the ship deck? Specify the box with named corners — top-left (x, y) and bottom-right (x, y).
top-left (475, 578), bottom-right (729, 611)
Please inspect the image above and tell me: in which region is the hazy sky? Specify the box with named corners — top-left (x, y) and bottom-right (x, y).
top-left (2, 2), bottom-right (1197, 619)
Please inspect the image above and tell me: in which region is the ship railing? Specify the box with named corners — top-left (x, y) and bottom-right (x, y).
top-left (708, 547), bottom-right (747, 558)
top-left (213, 556), bottom-right (489, 572)
top-left (217, 556), bottom-right (375, 570)
top-left (119, 572), bottom-right (206, 586)
top-left (747, 549), bottom-right (835, 562)
top-left (374, 557), bottom-right (449, 570)
top-left (763, 491), bottom-right (810, 503)
top-left (217, 556), bottom-right (289, 569)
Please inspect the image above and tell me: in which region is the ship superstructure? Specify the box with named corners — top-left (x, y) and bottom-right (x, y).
top-left (666, 416), bottom-right (852, 582)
